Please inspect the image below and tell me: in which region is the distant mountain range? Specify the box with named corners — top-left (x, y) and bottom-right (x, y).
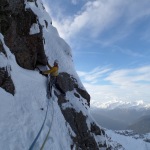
top-left (91, 100), bottom-right (150, 110)
top-left (90, 100), bottom-right (150, 133)
top-left (128, 115), bottom-right (150, 134)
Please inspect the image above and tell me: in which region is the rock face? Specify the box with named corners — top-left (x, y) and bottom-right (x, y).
top-left (0, 38), bottom-right (15, 95)
top-left (0, 67), bottom-right (15, 95)
top-left (0, 0), bottom-right (46, 94)
top-left (57, 97), bottom-right (108, 149)
top-left (56, 72), bottom-right (90, 106)
top-left (56, 73), bottom-right (108, 150)
top-left (0, 39), bottom-right (6, 56)
top-left (0, 0), bottom-right (47, 70)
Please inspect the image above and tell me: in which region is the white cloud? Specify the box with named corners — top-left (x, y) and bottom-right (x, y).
top-left (105, 66), bottom-right (150, 87)
top-left (77, 66), bottom-right (111, 83)
top-left (78, 66), bottom-right (150, 103)
top-left (51, 0), bottom-right (123, 40)
top-left (43, 0), bottom-right (150, 43)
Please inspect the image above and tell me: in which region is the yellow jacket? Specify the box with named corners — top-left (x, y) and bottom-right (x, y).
top-left (42, 64), bottom-right (58, 77)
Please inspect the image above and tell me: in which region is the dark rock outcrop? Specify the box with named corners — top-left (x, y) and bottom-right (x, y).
top-left (0, 39), bottom-right (15, 95)
top-left (56, 72), bottom-right (75, 92)
top-left (0, 40), bottom-right (7, 56)
top-left (56, 72), bottom-right (90, 106)
top-left (0, 67), bottom-right (15, 95)
top-left (55, 73), bottom-right (107, 149)
top-left (0, 0), bottom-right (47, 70)
top-left (0, 0), bottom-right (46, 94)
top-left (91, 122), bottom-right (105, 136)
top-left (74, 92), bottom-right (80, 98)
top-left (57, 95), bottom-right (107, 150)
top-left (76, 87), bottom-right (90, 106)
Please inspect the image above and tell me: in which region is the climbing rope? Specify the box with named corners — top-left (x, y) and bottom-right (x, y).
top-left (28, 74), bottom-right (55, 150)
top-left (28, 101), bottom-right (49, 150)
top-left (40, 94), bottom-right (55, 150)
top-left (28, 67), bottom-right (55, 150)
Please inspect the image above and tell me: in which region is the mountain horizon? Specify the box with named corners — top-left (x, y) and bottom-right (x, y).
top-left (90, 100), bottom-right (150, 133)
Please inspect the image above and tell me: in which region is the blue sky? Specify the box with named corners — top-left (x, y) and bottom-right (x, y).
top-left (43, 0), bottom-right (150, 104)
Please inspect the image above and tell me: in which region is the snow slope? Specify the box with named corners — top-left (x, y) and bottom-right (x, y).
top-left (106, 130), bottom-right (150, 150)
top-left (0, 33), bottom-right (73, 149)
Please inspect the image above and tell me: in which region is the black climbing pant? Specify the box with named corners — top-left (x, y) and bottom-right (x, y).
top-left (48, 76), bottom-right (65, 97)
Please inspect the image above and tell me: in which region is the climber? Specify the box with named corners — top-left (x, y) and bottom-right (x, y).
top-left (40, 60), bottom-right (65, 97)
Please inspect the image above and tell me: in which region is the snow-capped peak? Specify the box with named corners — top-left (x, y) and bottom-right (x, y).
top-left (91, 100), bottom-right (150, 110)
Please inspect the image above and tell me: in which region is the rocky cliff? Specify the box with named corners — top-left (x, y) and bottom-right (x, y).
top-left (0, 0), bottom-right (112, 149)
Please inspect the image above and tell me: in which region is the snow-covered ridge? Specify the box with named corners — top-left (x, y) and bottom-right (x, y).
top-left (91, 100), bottom-right (150, 110)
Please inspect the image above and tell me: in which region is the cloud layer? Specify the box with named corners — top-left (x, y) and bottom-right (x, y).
top-left (43, 0), bottom-right (150, 43)
top-left (78, 66), bottom-right (150, 103)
